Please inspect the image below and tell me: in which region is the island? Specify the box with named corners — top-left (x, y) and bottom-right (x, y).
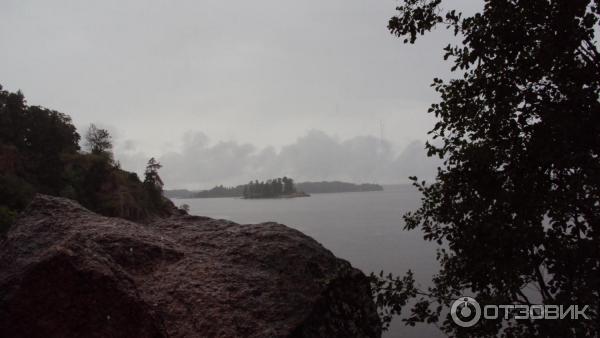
top-left (165, 180), bottom-right (383, 199)
top-left (242, 177), bottom-right (309, 199)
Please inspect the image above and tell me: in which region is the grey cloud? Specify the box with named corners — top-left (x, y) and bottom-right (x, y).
top-left (116, 131), bottom-right (440, 189)
top-left (122, 139), bottom-right (137, 152)
top-left (0, 0), bottom-right (483, 152)
top-left (395, 140), bottom-right (441, 180)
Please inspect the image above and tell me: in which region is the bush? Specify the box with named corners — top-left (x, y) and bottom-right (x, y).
top-left (0, 206), bottom-right (16, 235)
top-left (0, 174), bottom-right (35, 210)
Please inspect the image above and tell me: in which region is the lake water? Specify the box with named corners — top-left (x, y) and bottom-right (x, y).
top-left (174, 185), bottom-right (444, 338)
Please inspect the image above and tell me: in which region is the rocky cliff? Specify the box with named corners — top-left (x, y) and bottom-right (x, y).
top-left (0, 195), bottom-right (381, 337)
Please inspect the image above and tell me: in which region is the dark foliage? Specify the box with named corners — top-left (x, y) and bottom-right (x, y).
top-left (243, 177), bottom-right (298, 199)
top-left (85, 124), bottom-right (113, 160)
top-left (0, 206), bottom-right (16, 236)
top-left (0, 174), bottom-right (35, 210)
top-left (0, 84), bottom-right (172, 229)
top-left (143, 158), bottom-right (165, 209)
top-left (0, 86), bottom-right (80, 194)
top-left (372, 0), bottom-right (600, 336)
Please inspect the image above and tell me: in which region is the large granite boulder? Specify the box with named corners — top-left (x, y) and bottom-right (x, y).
top-left (0, 195), bottom-right (381, 337)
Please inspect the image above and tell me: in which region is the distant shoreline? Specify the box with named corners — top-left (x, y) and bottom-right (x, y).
top-left (242, 191), bottom-right (310, 199)
top-left (165, 181), bottom-right (383, 199)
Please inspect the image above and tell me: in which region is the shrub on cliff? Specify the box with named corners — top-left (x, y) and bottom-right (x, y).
top-left (59, 144), bottom-right (172, 221)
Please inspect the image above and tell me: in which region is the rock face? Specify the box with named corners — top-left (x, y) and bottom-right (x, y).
top-left (0, 195), bottom-right (381, 338)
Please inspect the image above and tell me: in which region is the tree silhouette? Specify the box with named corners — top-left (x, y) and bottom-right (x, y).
top-left (143, 157), bottom-right (164, 208)
top-left (372, 1), bottom-right (600, 336)
top-left (144, 158), bottom-right (163, 190)
top-left (282, 177), bottom-right (296, 195)
top-left (85, 124), bottom-right (112, 159)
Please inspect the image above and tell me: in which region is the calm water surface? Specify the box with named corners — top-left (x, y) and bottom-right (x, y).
top-left (175, 185), bottom-right (444, 338)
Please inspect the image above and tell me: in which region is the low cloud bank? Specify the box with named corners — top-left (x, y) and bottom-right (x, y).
top-left (116, 130), bottom-right (441, 190)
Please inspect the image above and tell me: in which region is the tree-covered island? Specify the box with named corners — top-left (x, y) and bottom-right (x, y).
top-left (242, 177), bottom-right (308, 199)
top-left (165, 180), bottom-right (384, 199)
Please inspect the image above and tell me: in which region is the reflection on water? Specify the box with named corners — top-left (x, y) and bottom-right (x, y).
top-left (175, 185), bottom-right (444, 338)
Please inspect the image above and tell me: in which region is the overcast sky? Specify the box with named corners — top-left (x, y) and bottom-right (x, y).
top-left (0, 0), bottom-right (481, 189)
